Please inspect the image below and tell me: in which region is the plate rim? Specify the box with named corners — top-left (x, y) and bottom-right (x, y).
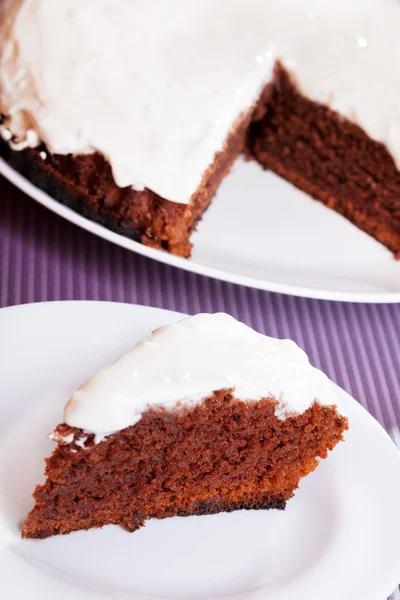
top-left (1, 300), bottom-right (400, 600)
top-left (1, 158), bottom-right (400, 304)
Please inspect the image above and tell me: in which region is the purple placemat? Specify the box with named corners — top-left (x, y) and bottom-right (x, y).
top-left (1, 175), bottom-right (399, 598)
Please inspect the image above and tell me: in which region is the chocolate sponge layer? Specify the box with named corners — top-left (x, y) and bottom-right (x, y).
top-left (22, 391), bottom-right (347, 539)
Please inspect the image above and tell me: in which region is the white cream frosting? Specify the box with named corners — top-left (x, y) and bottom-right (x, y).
top-left (1, 0), bottom-right (399, 204)
top-left (64, 313), bottom-right (340, 435)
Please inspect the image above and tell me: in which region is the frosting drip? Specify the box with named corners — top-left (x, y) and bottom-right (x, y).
top-left (64, 313), bottom-right (340, 434)
top-left (1, 0), bottom-right (399, 203)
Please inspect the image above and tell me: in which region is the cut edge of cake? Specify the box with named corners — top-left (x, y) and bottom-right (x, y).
top-left (247, 64), bottom-right (400, 259)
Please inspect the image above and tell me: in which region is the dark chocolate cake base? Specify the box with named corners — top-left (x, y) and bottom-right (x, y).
top-left (22, 390), bottom-right (347, 539)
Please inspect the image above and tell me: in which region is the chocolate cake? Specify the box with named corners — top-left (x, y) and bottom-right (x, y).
top-left (1, 0), bottom-right (399, 258)
top-left (22, 313), bottom-right (348, 539)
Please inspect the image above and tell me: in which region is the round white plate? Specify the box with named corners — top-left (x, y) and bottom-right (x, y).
top-left (0, 301), bottom-right (400, 600)
top-left (2, 157), bottom-right (400, 303)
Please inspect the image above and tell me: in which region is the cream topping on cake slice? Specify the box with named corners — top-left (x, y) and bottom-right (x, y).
top-left (1, 0), bottom-right (399, 203)
top-left (64, 313), bottom-right (340, 434)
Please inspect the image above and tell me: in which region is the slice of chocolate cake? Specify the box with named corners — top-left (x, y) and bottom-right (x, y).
top-left (22, 313), bottom-right (348, 539)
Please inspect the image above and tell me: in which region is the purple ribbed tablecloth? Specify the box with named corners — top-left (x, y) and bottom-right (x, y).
top-left (1, 174), bottom-right (399, 598)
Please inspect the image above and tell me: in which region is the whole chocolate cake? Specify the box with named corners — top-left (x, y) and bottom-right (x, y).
top-left (1, 0), bottom-right (399, 257)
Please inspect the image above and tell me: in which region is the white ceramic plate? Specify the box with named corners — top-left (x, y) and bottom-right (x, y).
top-left (2, 157), bottom-right (400, 303)
top-left (0, 301), bottom-right (400, 600)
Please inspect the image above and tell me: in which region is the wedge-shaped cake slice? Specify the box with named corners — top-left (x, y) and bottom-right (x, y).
top-left (22, 313), bottom-right (348, 539)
